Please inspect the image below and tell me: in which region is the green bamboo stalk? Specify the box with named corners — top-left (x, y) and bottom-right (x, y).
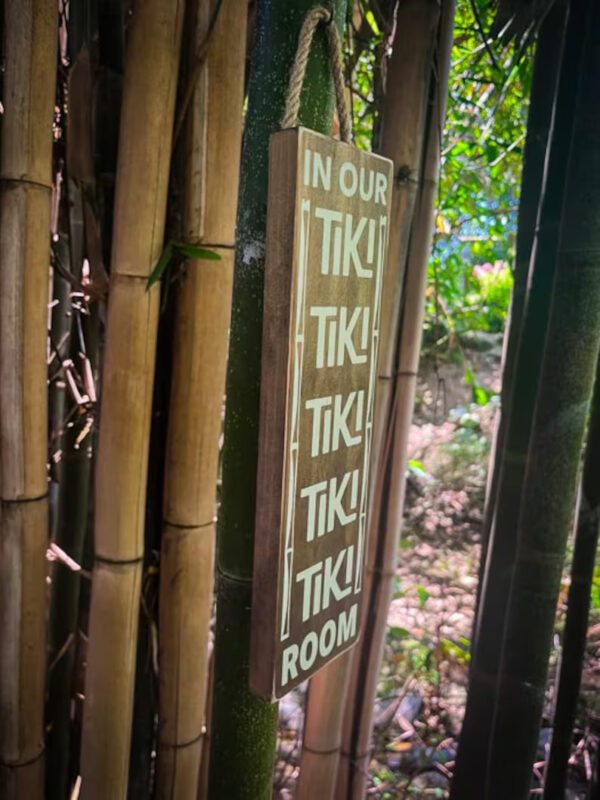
top-left (485, 4), bottom-right (600, 796)
top-left (544, 361), bottom-right (600, 798)
top-left (476, 0), bottom-right (567, 619)
top-left (208, 2), bottom-right (346, 797)
top-left (449, 3), bottom-right (589, 794)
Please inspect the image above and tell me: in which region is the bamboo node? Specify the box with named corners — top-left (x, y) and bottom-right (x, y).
top-left (158, 730), bottom-right (204, 750)
top-left (0, 747), bottom-right (44, 769)
top-left (0, 176), bottom-right (53, 192)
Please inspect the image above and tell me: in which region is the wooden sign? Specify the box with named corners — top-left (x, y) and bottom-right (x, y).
top-left (250, 127), bottom-right (393, 700)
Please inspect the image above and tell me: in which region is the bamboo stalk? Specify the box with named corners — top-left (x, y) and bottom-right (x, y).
top-left (296, 4), bottom-right (440, 796)
top-left (127, 277), bottom-right (175, 799)
top-left (57, 5), bottom-right (123, 790)
top-left (155, 2), bottom-right (246, 796)
top-left (46, 7), bottom-right (107, 791)
top-left (197, 646), bottom-right (214, 800)
top-left (335, 10), bottom-right (455, 799)
top-left (297, 660), bottom-right (352, 798)
top-left (79, 3), bottom-right (184, 797)
top-left (0, 2), bottom-right (57, 796)
top-left (475, 0), bottom-right (568, 633)
top-left (207, 2), bottom-right (347, 798)
top-left (371, 0), bottom-right (441, 504)
top-left (46, 326), bottom-right (95, 800)
top-left (592, 749), bottom-right (600, 800)
top-left (544, 360), bottom-right (600, 798)
top-left (450, 3), bottom-right (589, 794)
top-left (48, 251), bottom-right (71, 545)
top-left (485, 4), bottom-right (600, 795)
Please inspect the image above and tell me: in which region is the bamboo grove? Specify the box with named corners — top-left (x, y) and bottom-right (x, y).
top-left (0, 0), bottom-right (598, 799)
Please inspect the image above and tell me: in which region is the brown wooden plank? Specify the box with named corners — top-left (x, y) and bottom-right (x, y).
top-left (251, 127), bottom-right (393, 700)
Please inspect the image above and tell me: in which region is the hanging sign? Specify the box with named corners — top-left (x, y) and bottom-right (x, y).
top-left (250, 127), bottom-right (393, 700)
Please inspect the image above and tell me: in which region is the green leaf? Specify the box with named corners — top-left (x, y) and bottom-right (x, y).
top-left (146, 241), bottom-right (221, 290)
top-left (473, 385), bottom-right (490, 405)
top-left (147, 241), bottom-right (174, 289)
top-left (388, 626), bottom-right (411, 641)
top-left (364, 10), bottom-right (381, 36)
top-left (407, 458), bottom-right (427, 478)
top-left (416, 585), bottom-right (430, 608)
top-left (173, 241), bottom-right (221, 261)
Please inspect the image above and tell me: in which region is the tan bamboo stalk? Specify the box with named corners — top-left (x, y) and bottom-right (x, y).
top-left (297, 658), bottom-right (352, 799)
top-left (297, 4), bottom-right (440, 797)
top-left (336, 4), bottom-right (455, 797)
top-left (197, 646), bottom-right (214, 799)
top-left (155, 0), bottom-right (247, 796)
top-left (79, 3), bottom-right (184, 797)
top-left (371, 0), bottom-right (442, 494)
top-left (0, 2), bottom-right (57, 797)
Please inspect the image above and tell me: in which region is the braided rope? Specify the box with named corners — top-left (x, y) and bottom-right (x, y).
top-left (281, 6), bottom-right (353, 143)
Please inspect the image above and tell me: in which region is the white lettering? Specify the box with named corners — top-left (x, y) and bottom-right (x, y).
top-left (300, 471), bottom-right (360, 541)
top-left (375, 171), bottom-right (388, 206)
top-left (294, 546), bottom-right (356, 622)
top-left (303, 148), bottom-right (332, 191)
top-left (300, 632), bottom-right (318, 670)
top-left (322, 546), bottom-right (354, 610)
top-left (279, 604), bottom-right (359, 688)
top-left (337, 603), bottom-right (358, 646)
top-left (339, 161), bottom-right (358, 197)
top-left (310, 306), bottom-right (370, 368)
top-left (315, 207), bottom-right (343, 275)
top-left (305, 391), bottom-right (364, 456)
top-left (319, 620), bottom-right (337, 657)
top-left (281, 644), bottom-right (299, 685)
top-left (343, 214), bottom-right (372, 278)
top-left (295, 561), bottom-right (323, 621)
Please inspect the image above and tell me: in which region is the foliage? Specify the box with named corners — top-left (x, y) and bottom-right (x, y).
top-left (591, 566), bottom-right (600, 612)
top-left (348, 0), bottom-right (532, 351)
top-left (426, 0), bottom-right (531, 347)
top-left (351, 41), bottom-right (378, 152)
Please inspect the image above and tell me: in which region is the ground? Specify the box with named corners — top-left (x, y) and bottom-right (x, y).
top-left (275, 336), bottom-right (600, 799)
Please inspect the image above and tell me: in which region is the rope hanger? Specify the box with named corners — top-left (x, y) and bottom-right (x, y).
top-left (281, 6), bottom-right (353, 144)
